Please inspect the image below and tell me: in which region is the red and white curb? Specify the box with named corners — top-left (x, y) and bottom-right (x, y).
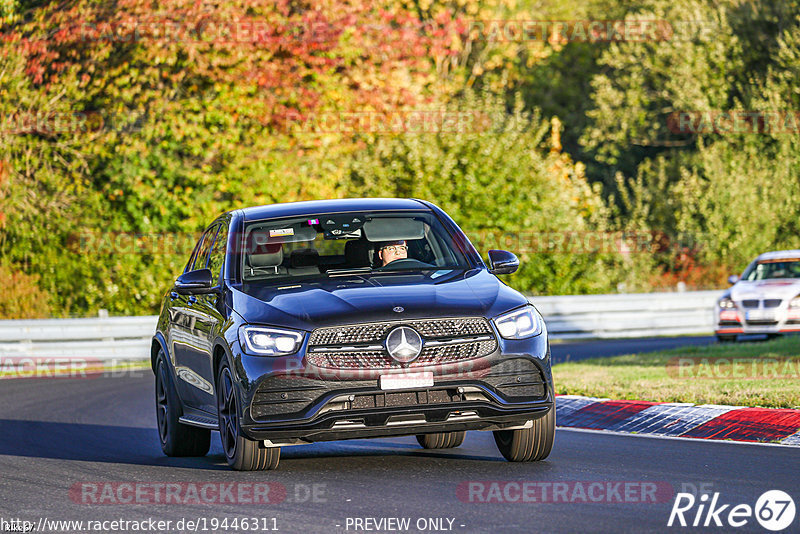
top-left (556, 395), bottom-right (800, 445)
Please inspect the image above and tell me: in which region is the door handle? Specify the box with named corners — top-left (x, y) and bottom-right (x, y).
top-left (188, 295), bottom-right (197, 305)
top-left (170, 292), bottom-right (179, 300)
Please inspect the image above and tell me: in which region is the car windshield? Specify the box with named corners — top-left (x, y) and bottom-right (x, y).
top-left (240, 211), bottom-right (471, 282)
top-left (742, 258), bottom-right (800, 280)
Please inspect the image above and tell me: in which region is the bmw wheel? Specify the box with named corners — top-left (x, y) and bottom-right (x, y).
top-left (154, 350), bottom-right (211, 457)
top-left (493, 408), bottom-right (555, 462)
top-left (217, 362), bottom-right (280, 471)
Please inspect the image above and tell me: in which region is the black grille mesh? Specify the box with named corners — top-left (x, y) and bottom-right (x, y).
top-left (308, 317), bottom-right (492, 346)
top-left (482, 358), bottom-right (547, 400)
top-left (306, 339), bottom-right (497, 370)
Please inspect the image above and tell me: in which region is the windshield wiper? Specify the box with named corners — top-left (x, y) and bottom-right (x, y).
top-left (326, 265), bottom-right (457, 277)
top-left (369, 268), bottom-right (432, 275)
top-left (325, 267), bottom-right (373, 277)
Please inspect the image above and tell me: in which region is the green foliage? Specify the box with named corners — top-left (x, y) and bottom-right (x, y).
top-left (346, 92), bottom-right (626, 295)
top-left (1, 0), bottom-right (459, 316)
top-left (1, 0), bottom-right (799, 317)
top-left (583, 0), bottom-right (800, 277)
top-left (623, 134), bottom-right (800, 273)
top-left (580, 0), bottom-right (742, 170)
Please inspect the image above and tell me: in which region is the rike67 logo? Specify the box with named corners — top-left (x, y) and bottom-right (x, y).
top-left (668, 490), bottom-right (796, 531)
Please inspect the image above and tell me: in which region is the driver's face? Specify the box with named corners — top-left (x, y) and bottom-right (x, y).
top-left (379, 244), bottom-right (408, 266)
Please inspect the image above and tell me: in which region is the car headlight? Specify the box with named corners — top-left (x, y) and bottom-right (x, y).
top-left (790, 295), bottom-right (800, 309)
top-left (494, 306), bottom-right (543, 339)
top-left (239, 326), bottom-right (304, 356)
top-left (718, 297), bottom-right (736, 309)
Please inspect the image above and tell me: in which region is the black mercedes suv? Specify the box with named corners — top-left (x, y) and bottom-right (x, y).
top-left (152, 198), bottom-right (554, 470)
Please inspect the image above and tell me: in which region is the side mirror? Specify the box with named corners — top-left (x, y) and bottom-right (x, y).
top-left (727, 274), bottom-right (740, 285)
top-left (487, 249), bottom-right (519, 275)
top-left (174, 268), bottom-right (216, 294)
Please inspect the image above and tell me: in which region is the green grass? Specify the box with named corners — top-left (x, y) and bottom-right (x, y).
top-left (553, 336), bottom-right (800, 408)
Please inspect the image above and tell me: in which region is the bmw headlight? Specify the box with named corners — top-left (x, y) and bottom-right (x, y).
top-left (790, 295), bottom-right (800, 309)
top-left (718, 297), bottom-right (736, 309)
top-left (239, 326), bottom-right (304, 356)
top-left (494, 306), bottom-right (544, 339)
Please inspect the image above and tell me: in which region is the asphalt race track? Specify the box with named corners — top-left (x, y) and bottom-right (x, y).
top-left (550, 336), bottom-right (716, 364)
top-left (0, 338), bottom-right (797, 534)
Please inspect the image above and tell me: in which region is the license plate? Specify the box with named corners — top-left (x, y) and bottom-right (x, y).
top-left (379, 372), bottom-right (434, 391)
top-left (746, 310), bottom-right (775, 321)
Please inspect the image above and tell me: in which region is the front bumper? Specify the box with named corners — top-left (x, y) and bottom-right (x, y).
top-left (715, 307), bottom-right (800, 335)
top-left (242, 397), bottom-right (552, 442)
top-left (231, 335), bottom-right (553, 443)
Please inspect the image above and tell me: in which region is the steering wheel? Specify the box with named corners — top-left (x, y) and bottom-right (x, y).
top-left (379, 258), bottom-right (433, 270)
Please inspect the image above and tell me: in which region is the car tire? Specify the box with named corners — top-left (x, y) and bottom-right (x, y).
top-left (716, 335), bottom-right (738, 343)
top-left (415, 431), bottom-right (466, 449)
top-left (155, 351), bottom-right (211, 457)
top-left (217, 362), bottom-right (280, 471)
top-left (493, 408), bottom-right (555, 462)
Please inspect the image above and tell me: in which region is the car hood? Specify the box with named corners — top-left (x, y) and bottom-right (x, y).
top-left (729, 279), bottom-right (800, 302)
top-left (230, 269), bottom-right (528, 330)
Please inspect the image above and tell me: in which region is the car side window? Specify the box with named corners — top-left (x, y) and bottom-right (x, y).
top-left (190, 225), bottom-right (219, 272)
top-left (208, 222), bottom-right (228, 285)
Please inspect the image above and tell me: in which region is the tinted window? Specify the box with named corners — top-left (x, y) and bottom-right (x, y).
top-left (241, 211), bottom-right (470, 282)
top-left (190, 225), bottom-right (218, 272)
top-left (208, 222), bottom-right (228, 284)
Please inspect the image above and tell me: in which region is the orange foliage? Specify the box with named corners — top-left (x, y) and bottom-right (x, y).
top-left (0, 265), bottom-right (52, 319)
top-left (648, 248), bottom-right (732, 291)
top-left (8, 0), bottom-right (467, 128)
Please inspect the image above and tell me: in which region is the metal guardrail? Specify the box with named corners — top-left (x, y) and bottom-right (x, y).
top-left (531, 290), bottom-right (723, 340)
top-left (0, 290), bottom-right (724, 359)
top-left (0, 316), bottom-right (158, 360)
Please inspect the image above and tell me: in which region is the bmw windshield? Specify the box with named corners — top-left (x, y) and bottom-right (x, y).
top-left (741, 258), bottom-right (800, 280)
top-left (240, 211), bottom-right (472, 283)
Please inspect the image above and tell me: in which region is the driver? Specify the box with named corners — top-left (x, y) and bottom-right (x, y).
top-left (376, 240), bottom-right (408, 267)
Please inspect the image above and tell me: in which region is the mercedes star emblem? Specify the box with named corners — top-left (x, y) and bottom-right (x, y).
top-left (385, 326), bottom-right (423, 364)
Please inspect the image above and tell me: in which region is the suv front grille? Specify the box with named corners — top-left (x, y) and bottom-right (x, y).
top-left (306, 317), bottom-right (497, 370)
top-left (306, 339), bottom-right (497, 370)
top-left (308, 317), bottom-right (492, 346)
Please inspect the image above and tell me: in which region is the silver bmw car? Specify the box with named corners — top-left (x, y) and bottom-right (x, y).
top-left (715, 249), bottom-right (800, 341)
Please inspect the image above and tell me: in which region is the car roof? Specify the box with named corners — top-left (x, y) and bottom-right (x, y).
top-left (754, 250), bottom-right (800, 261)
top-left (237, 198), bottom-right (430, 222)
